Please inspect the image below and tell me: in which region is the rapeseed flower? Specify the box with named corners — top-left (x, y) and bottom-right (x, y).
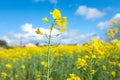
top-left (59, 28), bottom-right (66, 32)
top-left (1, 72), bottom-right (7, 79)
top-left (76, 58), bottom-right (87, 69)
top-left (50, 8), bottom-right (61, 19)
top-left (42, 17), bottom-right (49, 22)
top-left (102, 65), bottom-right (106, 70)
top-left (91, 70), bottom-right (96, 74)
top-left (21, 65), bottom-right (26, 69)
top-left (41, 61), bottom-right (47, 68)
top-left (35, 28), bottom-right (43, 35)
top-left (67, 73), bottom-right (81, 80)
top-left (5, 64), bottom-right (12, 69)
top-left (113, 27), bottom-right (119, 34)
top-left (111, 71), bottom-right (116, 78)
top-left (110, 20), bottom-right (118, 25)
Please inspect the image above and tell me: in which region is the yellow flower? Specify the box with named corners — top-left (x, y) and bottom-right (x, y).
top-left (83, 68), bottom-right (86, 71)
top-left (41, 61), bottom-right (47, 68)
top-left (118, 63), bottom-right (120, 67)
top-left (110, 20), bottom-right (118, 25)
top-left (59, 16), bottom-right (67, 20)
top-left (62, 16), bottom-right (67, 20)
top-left (76, 58), bottom-right (87, 69)
top-left (67, 73), bottom-right (81, 80)
top-left (50, 8), bottom-right (61, 19)
top-left (84, 55), bottom-right (90, 59)
top-left (111, 71), bottom-right (116, 77)
top-left (92, 55), bottom-right (96, 58)
top-left (107, 27), bottom-right (119, 38)
top-left (21, 65), bottom-right (26, 69)
top-left (55, 18), bottom-right (67, 27)
top-left (74, 77), bottom-right (81, 80)
top-left (55, 21), bottom-right (67, 27)
top-left (5, 64), bottom-right (12, 69)
top-left (107, 29), bottom-right (115, 38)
top-left (108, 61), bottom-right (117, 66)
top-left (62, 22), bottom-right (67, 27)
top-left (55, 20), bottom-right (63, 26)
top-left (70, 73), bottom-right (76, 77)
top-left (83, 41), bottom-right (90, 46)
top-left (91, 70), bottom-right (96, 74)
top-left (35, 28), bottom-right (43, 35)
top-left (1, 72), bottom-right (7, 79)
top-left (111, 39), bottom-right (118, 44)
top-left (59, 28), bottom-right (66, 32)
top-left (15, 74), bottom-right (19, 78)
top-left (102, 65), bottom-right (106, 70)
top-left (42, 17), bottom-right (49, 22)
top-left (113, 27), bottom-right (119, 34)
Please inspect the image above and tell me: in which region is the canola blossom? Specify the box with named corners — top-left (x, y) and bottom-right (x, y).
top-left (42, 17), bottom-right (49, 23)
top-left (35, 28), bottom-right (43, 35)
top-left (35, 8), bottom-right (67, 35)
top-left (0, 41), bottom-right (120, 80)
top-left (50, 8), bottom-right (62, 19)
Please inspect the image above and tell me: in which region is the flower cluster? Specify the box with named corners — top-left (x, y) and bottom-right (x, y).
top-left (67, 73), bottom-right (81, 80)
top-left (108, 20), bottom-right (119, 38)
top-left (76, 58), bottom-right (87, 69)
top-left (35, 8), bottom-right (67, 35)
top-left (107, 27), bottom-right (119, 38)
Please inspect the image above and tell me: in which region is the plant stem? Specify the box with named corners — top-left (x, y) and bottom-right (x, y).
top-left (47, 25), bottom-right (54, 80)
top-left (90, 57), bottom-right (93, 80)
top-left (90, 47), bottom-right (94, 80)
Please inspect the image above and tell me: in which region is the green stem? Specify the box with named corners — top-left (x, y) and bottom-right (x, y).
top-left (90, 47), bottom-right (94, 80)
top-left (47, 25), bottom-right (54, 80)
top-left (90, 57), bottom-right (93, 80)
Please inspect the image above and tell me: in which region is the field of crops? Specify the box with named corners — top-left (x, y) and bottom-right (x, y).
top-left (0, 38), bottom-right (120, 80)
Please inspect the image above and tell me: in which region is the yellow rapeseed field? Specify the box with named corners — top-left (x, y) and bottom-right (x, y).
top-left (0, 39), bottom-right (120, 80)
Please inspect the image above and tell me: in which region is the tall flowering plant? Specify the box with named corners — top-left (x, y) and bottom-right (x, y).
top-left (35, 8), bottom-right (67, 80)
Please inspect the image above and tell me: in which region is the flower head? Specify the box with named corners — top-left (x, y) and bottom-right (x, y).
top-left (67, 73), bottom-right (81, 80)
top-left (1, 72), bottom-right (7, 79)
top-left (59, 28), bottom-right (66, 32)
top-left (21, 65), bottom-right (26, 69)
top-left (113, 27), bottom-right (119, 34)
top-left (5, 64), bottom-right (12, 69)
top-left (50, 8), bottom-right (62, 19)
top-left (35, 28), bottom-right (43, 35)
top-left (91, 70), bottom-right (96, 74)
top-left (110, 20), bottom-right (118, 25)
top-left (42, 17), bottom-right (49, 22)
top-left (111, 71), bottom-right (116, 77)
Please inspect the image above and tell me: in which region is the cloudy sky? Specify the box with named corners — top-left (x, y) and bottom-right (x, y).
top-left (0, 0), bottom-right (120, 45)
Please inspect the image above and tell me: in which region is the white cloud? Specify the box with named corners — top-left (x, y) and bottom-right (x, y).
top-left (0, 23), bottom-right (100, 46)
top-left (113, 13), bottom-right (120, 19)
top-left (59, 31), bottom-right (100, 45)
top-left (97, 21), bottom-right (110, 30)
top-left (0, 23), bottom-right (60, 46)
top-left (21, 23), bottom-right (34, 33)
top-left (75, 6), bottom-right (105, 20)
top-left (97, 13), bottom-right (120, 30)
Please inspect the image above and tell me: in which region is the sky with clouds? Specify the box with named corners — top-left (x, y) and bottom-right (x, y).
top-left (0, 0), bottom-right (120, 45)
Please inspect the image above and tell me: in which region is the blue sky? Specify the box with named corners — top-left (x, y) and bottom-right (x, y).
top-left (0, 0), bottom-right (120, 45)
